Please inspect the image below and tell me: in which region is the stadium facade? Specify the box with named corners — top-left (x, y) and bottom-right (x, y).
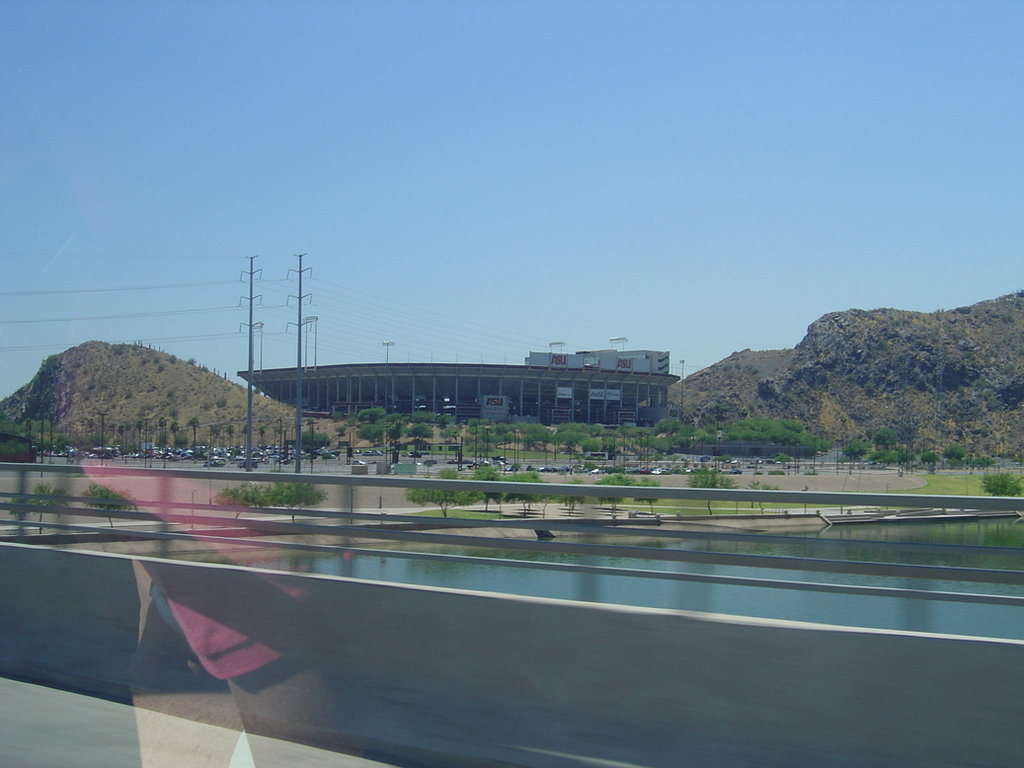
top-left (242, 348), bottom-right (677, 426)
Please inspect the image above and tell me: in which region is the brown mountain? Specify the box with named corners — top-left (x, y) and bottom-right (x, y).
top-left (0, 341), bottom-right (292, 442)
top-left (679, 293), bottom-right (1024, 453)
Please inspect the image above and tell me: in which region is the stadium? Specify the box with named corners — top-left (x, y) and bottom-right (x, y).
top-left (242, 348), bottom-right (678, 426)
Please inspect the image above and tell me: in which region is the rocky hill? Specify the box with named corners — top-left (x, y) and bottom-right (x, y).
top-left (0, 341), bottom-right (292, 441)
top-left (679, 293), bottom-right (1024, 453)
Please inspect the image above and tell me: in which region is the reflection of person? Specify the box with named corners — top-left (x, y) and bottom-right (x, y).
top-left (83, 465), bottom-right (368, 765)
top-left (128, 560), bottom-right (242, 768)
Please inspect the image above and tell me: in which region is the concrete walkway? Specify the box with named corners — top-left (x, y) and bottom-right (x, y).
top-left (1, 676), bottom-right (393, 768)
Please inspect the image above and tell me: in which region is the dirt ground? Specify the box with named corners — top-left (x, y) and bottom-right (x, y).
top-left (350, 466), bottom-right (928, 512)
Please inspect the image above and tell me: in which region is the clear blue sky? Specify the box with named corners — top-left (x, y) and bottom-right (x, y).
top-left (2, 0), bottom-right (1022, 399)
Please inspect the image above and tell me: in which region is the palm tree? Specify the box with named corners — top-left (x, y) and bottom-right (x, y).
top-left (187, 416), bottom-right (200, 448)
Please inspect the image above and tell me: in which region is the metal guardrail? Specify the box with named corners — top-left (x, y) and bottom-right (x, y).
top-left (3, 461), bottom-right (1024, 636)
top-left (6, 459), bottom-right (1024, 509)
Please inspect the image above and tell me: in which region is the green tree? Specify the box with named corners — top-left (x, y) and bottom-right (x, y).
top-left (83, 483), bottom-right (136, 527)
top-left (872, 427), bottom-right (897, 450)
top-left (473, 463), bottom-right (503, 511)
top-left (405, 469), bottom-right (483, 517)
top-left (843, 439), bottom-right (871, 460)
top-left (654, 418), bottom-right (681, 435)
top-left (943, 444), bottom-right (967, 466)
top-left (267, 482), bottom-right (327, 520)
top-left (503, 470), bottom-right (546, 515)
top-left (357, 423), bottom-right (385, 445)
top-left (216, 481), bottom-right (326, 521)
top-left (687, 467), bottom-right (736, 514)
top-left (12, 483), bottom-right (66, 524)
top-left (633, 476), bottom-right (661, 514)
top-left (441, 424), bottom-right (461, 443)
top-left (687, 467), bottom-right (736, 489)
top-left (595, 472), bottom-right (636, 511)
top-left (555, 478), bottom-right (586, 516)
top-left (357, 407), bottom-right (387, 423)
top-left (383, 414), bottom-right (405, 450)
top-left (867, 449), bottom-right (900, 465)
top-left (519, 423), bottom-right (551, 453)
top-left (406, 422), bottom-right (433, 448)
top-left (215, 482), bottom-right (269, 510)
top-left (981, 473), bottom-right (1024, 497)
top-left (187, 416), bottom-right (200, 447)
top-left (554, 423), bottom-right (586, 459)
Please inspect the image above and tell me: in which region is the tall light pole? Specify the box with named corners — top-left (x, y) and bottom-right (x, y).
top-left (311, 316), bottom-right (319, 370)
top-left (383, 341), bottom-right (395, 412)
top-left (304, 316), bottom-right (319, 370)
top-left (678, 359), bottom-right (685, 419)
top-left (253, 321), bottom-right (264, 372)
top-left (303, 316), bottom-right (319, 428)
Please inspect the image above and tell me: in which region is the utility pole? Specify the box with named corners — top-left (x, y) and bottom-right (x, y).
top-left (242, 256), bottom-right (262, 471)
top-left (288, 254), bottom-right (311, 473)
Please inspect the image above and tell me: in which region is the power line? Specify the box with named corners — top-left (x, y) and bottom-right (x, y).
top-left (0, 280), bottom-right (246, 297)
top-left (0, 306), bottom-right (241, 325)
top-left (306, 275), bottom-right (552, 349)
top-left (0, 332), bottom-right (245, 353)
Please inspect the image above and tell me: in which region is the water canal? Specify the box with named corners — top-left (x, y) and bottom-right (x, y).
top-left (222, 516), bottom-right (1024, 642)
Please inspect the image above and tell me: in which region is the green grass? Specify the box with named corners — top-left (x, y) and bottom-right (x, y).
top-left (410, 508), bottom-right (503, 520)
top-left (617, 472), bottom-right (997, 517)
top-left (900, 473), bottom-right (986, 496)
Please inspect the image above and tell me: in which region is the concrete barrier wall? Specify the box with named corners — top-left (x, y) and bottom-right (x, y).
top-left (1, 542), bottom-right (1022, 767)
